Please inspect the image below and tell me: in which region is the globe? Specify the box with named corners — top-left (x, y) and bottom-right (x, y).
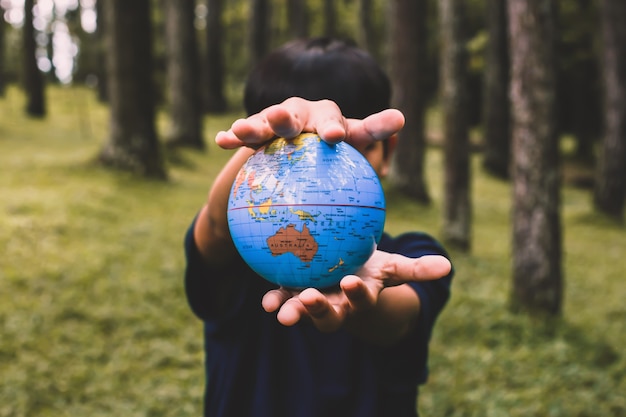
top-left (227, 133), bottom-right (386, 289)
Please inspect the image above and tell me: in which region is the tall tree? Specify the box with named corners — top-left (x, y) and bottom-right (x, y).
top-left (164, 0), bottom-right (204, 148)
top-left (358, 0), bottom-right (384, 62)
top-left (98, 0), bottom-right (166, 179)
top-left (593, 0), bottom-right (626, 220)
top-left (322, 0), bottom-right (336, 37)
top-left (482, 0), bottom-right (511, 178)
top-left (358, 0), bottom-right (374, 52)
top-left (249, 0), bottom-right (270, 68)
top-left (0, 1), bottom-right (6, 96)
top-left (440, 0), bottom-right (471, 251)
top-left (388, 0), bottom-right (430, 203)
top-left (94, 0), bottom-right (108, 102)
top-left (508, 0), bottom-right (563, 315)
top-left (23, 0), bottom-right (46, 117)
top-left (45, 2), bottom-right (57, 83)
top-left (287, 0), bottom-right (309, 39)
top-left (206, 0), bottom-right (227, 113)
top-left (556, 0), bottom-right (601, 163)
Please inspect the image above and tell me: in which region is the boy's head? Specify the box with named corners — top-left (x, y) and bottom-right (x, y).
top-left (244, 37), bottom-right (396, 175)
top-left (244, 37), bottom-right (391, 119)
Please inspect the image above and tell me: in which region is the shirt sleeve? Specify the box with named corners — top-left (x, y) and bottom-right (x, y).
top-left (381, 232), bottom-right (454, 385)
top-left (184, 217), bottom-right (211, 320)
top-left (183, 217), bottom-right (257, 330)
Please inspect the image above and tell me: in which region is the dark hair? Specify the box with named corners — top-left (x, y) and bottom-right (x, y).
top-left (244, 37), bottom-right (391, 119)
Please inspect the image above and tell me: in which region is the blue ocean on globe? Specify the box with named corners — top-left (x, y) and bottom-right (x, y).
top-left (227, 133), bottom-right (386, 289)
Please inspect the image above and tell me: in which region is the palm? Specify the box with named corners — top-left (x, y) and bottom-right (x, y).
top-left (262, 250), bottom-right (451, 331)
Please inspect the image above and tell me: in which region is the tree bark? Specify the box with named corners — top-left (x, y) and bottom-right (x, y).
top-left (482, 0), bottom-right (511, 178)
top-left (95, 0), bottom-right (108, 102)
top-left (249, 0), bottom-right (270, 68)
top-left (164, 0), bottom-right (204, 149)
top-left (555, 0), bottom-right (601, 163)
top-left (287, 0), bottom-right (309, 39)
top-left (593, 0), bottom-right (626, 220)
top-left (323, 0), bottom-right (336, 38)
top-left (388, 0), bottom-right (430, 203)
top-left (46, 4), bottom-right (57, 83)
top-left (23, 0), bottom-right (46, 117)
top-left (0, 2), bottom-right (6, 96)
top-left (508, 0), bottom-right (563, 315)
top-left (358, 0), bottom-right (374, 51)
top-left (440, 0), bottom-right (471, 251)
top-left (205, 0), bottom-right (227, 113)
top-left (99, 0), bottom-right (166, 179)
top-left (358, 0), bottom-right (384, 63)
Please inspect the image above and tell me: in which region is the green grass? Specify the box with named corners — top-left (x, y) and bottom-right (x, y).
top-left (1, 86), bottom-right (625, 416)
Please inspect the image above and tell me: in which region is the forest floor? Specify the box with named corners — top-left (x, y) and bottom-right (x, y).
top-left (1, 86), bottom-right (624, 416)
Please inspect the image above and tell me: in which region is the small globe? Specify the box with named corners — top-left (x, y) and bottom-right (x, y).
top-left (227, 133), bottom-right (386, 289)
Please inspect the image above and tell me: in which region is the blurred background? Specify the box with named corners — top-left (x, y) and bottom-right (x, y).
top-left (0, 0), bottom-right (625, 416)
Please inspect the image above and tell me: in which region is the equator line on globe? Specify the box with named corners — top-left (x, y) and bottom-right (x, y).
top-left (227, 133), bottom-right (386, 289)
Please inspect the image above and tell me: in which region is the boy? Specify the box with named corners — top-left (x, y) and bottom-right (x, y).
top-left (185, 38), bottom-right (453, 417)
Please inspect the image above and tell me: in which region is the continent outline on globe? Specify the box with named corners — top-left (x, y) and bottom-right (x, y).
top-left (227, 133), bottom-right (386, 289)
top-left (266, 223), bottom-right (318, 263)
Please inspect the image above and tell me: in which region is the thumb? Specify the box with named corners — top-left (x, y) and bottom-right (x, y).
top-left (382, 255), bottom-right (451, 284)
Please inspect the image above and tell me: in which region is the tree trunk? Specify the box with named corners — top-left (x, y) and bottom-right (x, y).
top-left (164, 0), bottom-right (204, 149)
top-left (95, 0), bottom-right (108, 102)
top-left (287, 0), bottom-right (309, 39)
top-left (323, 0), bottom-right (336, 38)
top-left (482, 0), bottom-right (511, 179)
top-left (0, 3), bottom-right (6, 96)
top-left (249, 0), bottom-right (270, 68)
top-left (593, 0), bottom-right (626, 220)
top-left (555, 0), bottom-right (601, 164)
top-left (358, 0), bottom-right (384, 63)
top-left (508, 0), bottom-right (563, 315)
top-left (358, 0), bottom-right (374, 51)
top-left (388, 0), bottom-right (430, 203)
top-left (23, 0), bottom-right (46, 117)
top-left (205, 0), bottom-right (227, 113)
top-left (46, 4), bottom-right (57, 83)
top-left (440, 0), bottom-right (471, 251)
top-left (99, 0), bottom-right (166, 179)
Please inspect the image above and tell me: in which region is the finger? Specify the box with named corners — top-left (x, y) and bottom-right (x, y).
top-left (230, 116), bottom-right (275, 142)
top-left (215, 129), bottom-right (246, 149)
top-left (276, 298), bottom-right (308, 326)
top-left (216, 98), bottom-right (347, 148)
top-left (344, 109), bottom-right (405, 148)
top-left (382, 254), bottom-right (452, 284)
top-left (277, 98), bottom-right (347, 143)
top-left (298, 288), bottom-right (343, 332)
top-left (216, 111), bottom-right (285, 149)
top-left (306, 100), bottom-right (349, 143)
top-left (263, 100), bottom-right (307, 139)
top-left (340, 275), bottom-right (377, 312)
top-left (215, 124), bottom-right (267, 150)
top-left (262, 288), bottom-right (293, 313)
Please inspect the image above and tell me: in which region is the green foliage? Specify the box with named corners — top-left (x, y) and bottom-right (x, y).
top-left (0, 86), bottom-right (233, 416)
top-left (1, 87), bottom-right (625, 416)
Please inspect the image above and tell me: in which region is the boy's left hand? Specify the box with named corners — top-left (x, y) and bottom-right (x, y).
top-left (261, 250), bottom-right (451, 332)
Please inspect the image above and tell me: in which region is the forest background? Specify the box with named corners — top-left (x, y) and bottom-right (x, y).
top-left (0, 0), bottom-right (625, 416)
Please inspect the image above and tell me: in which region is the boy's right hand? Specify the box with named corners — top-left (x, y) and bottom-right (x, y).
top-left (215, 97), bottom-right (405, 150)
top-left (261, 250), bottom-right (451, 337)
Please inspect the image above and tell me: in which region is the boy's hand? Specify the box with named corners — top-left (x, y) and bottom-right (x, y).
top-left (261, 251), bottom-right (451, 333)
top-left (215, 97), bottom-right (405, 149)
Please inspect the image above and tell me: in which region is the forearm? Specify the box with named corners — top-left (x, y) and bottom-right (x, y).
top-left (194, 147), bottom-right (256, 266)
top-left (346, 284), bottom-right (421, 346)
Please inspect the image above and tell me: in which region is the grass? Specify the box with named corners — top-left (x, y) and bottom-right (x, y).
top-left (1, 86), bottom-right (625, 416)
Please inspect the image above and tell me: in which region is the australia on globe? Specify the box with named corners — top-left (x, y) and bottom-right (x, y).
top-left (227, 133), bottom-right (386, 289)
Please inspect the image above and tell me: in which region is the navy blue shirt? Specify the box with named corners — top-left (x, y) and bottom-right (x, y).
top-left (185, 222), bottom-right (453, 417)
